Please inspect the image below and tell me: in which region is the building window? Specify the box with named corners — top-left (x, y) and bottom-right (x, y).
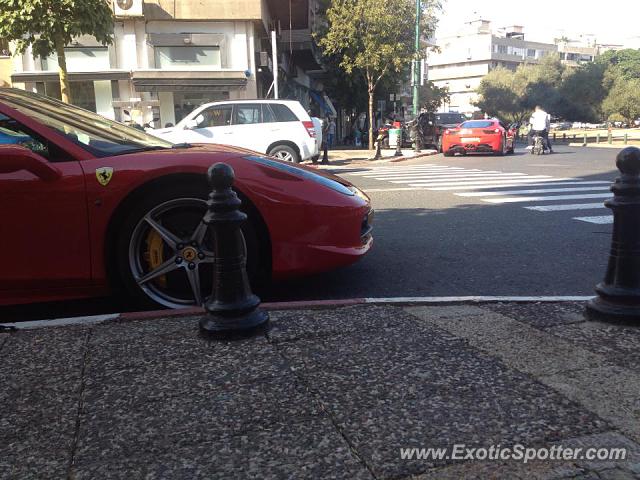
top-left (496, 45), bottom-right (508, 54)
top-left (155, 46), bottom-right (221, 69)
top-left (35, 80), bottom-right (97, 112)
top-left (42, 48), bottom-right (110, 72)
top-left (527, 49), bottom-right (536, 57)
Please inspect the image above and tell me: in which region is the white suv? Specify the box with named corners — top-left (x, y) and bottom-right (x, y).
top-left (150, 99), bottom-right (319, 163)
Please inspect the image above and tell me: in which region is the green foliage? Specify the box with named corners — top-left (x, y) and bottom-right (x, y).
top-left (475, 50), bottom-right (640, 123)
top-left (0, 0), bottom-right (113, 58)
top-left (418, 80), bottom-right (449, 112)
top-left (317, 0), bottom-right (440, 147)
top-left (602, 77), bottom-right (640, 124)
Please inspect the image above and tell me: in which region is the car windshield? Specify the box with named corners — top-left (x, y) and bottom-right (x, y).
top-left (436, 113), bottom-right (466, 124)
top-left (460, 120), bottom-right (495, 128)
top-left (0, 88), bottom-right (173, 157)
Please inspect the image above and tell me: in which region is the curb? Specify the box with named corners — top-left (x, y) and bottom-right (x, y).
top-left (0, 295), bottom-right (594, 331)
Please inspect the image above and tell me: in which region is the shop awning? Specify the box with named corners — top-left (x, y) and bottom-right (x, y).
top-left (310, 90), bottom-right (337, 117)
top-left (11, 70), bottom-right (130, 83)
top-left (132, 70), bottom-right (248, 92)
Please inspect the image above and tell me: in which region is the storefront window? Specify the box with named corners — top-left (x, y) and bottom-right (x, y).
top-left (36, 81), bottom-right (97, 112)
top-left (172, 91), bottom-right (228, 123)
top-left (42, 48), bottom-right (110, 72)
top-left (155, 46), bottom-right (221, 69)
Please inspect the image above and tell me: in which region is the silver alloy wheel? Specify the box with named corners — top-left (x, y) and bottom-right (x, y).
top-left (272, 150), bottom-right (294, 162)
top-left (127, 198), bottom-right (249, 309)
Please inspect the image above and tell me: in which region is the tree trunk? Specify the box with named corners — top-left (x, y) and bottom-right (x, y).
top-left (368, 89), bottom-right (374, 150)
top-left (54, 35), bottom-right (71, 104)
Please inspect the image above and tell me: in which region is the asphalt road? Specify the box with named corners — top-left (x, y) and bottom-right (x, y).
top-left (263, 144), bottom-right (618, 300)
top-left (1, 145), bottom-right (621, 321)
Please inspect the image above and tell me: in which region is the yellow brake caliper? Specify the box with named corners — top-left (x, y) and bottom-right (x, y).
top-left (145, 230), bottom-right (167, 287)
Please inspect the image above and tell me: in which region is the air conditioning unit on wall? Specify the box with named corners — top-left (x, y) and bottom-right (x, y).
top-left (113, 0), bottom-right (143, 18)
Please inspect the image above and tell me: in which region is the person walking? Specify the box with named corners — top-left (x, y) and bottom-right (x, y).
top-left (327, 117), bottom-right (336, 148)
top-left (526, 105), bottom-right (554, 153)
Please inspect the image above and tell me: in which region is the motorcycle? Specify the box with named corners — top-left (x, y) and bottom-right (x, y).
top-left (530, 132), bottom-right (547, 155)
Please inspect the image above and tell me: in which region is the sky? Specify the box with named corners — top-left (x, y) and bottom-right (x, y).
top-left (435, 0), bottom-right (640, 46)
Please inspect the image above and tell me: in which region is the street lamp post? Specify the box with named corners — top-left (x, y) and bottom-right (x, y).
top-left (412, 0), bottom-right (421, 153)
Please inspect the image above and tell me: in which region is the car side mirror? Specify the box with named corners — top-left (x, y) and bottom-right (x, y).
top-left (0, 145), bottom-right (61, 181)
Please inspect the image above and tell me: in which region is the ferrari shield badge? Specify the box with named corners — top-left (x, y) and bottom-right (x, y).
top-left (96, 167), bottom-right (114, 186)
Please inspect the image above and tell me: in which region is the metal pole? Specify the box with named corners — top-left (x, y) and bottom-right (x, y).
top-left (412, 0), bottom-right (420, 117)
top-left (412, 0), bottom-right (421, 152)
top-left (271, 30), bottom-right (279, 99)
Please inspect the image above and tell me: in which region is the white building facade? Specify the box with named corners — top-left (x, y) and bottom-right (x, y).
top-left (429, 20), bottom-right (558, 115)
top-left (11, 0), bottom-right (275, 128)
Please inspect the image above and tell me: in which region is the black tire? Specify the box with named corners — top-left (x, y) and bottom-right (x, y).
top-left (114, 183), bottom-right (260, 309)
top-left (494, 138), bottom-right (505, 156)
top-left (268, 144), bottom-right (300, 163)
top-left (444, 150), bottom-right (454, 157)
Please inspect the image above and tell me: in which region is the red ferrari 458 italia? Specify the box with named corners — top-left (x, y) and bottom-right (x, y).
top-left (442, 119), bottom-right (517, 156)
top-left (0, 89), bottom-right (373, 309)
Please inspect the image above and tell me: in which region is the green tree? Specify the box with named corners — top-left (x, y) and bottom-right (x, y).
top-left (0, 0), bottom-right (113, 103)
top-left (418, 80), bottom-right (449, 112)
top-left (602, 77), bottom-right (640, 124)
top-left (318, 0), bottom-right (440, 149)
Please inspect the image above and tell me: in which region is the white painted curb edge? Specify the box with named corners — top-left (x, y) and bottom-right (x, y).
top-left (364, 296), bottom-right (595, 304)
top-left (0, 296), bottom-right (595, 331)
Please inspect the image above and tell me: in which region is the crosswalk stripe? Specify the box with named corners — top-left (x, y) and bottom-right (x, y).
top-left (364, 187), bottom-right (426, 192)
top-left (409, 177), bottom-right (564, 188)
top-left (427, 181), bottom-right (608, 191)
top-left (483, 193), bottom-right (611, 204)
top-left (457, 186), bottom-right (611, 197)
top-left (355, 168), bottom-right (467, 177)
top-left (525, 203), bottom-right (607, 211)
top-left (389, 174), bottom-right (537, 184)
top-left (573, 215), bottom-right (613, 224)
top-left (370, 172), bottom-right (525, 180)
top-left (348, 166), bottom-right (457, 175)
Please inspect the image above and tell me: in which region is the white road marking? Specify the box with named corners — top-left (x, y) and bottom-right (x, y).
top-left (427, 181), bottom-right (609, 191)
top-left (573, 215), bottom-right (614, 224)
top-left (349, 167), bottom-right (463, 175)
top-left (364, 187), bottom-right (428, 192)
top-left (0, 314), bottom-right (119, 330)
top-left (355, 168), bottom-right (467, 177)
top-left (365, 296), bottom-right (594, 303)
top-left (483, 193), bottom-right (612, 204)
top-left (457, 186), bottom-right (611, 197)
top-left (387, 173), bottom-right (533, 181)
top-left (409, 177), bottom-right (565, 188)
top-left (525, 203), bottom-right (607, 212)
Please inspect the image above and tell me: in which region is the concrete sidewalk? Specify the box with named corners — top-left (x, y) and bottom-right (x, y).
top-left (3, 301), bottom-right (640, 479)
top-left (316, 148), bottom-right (438, 166)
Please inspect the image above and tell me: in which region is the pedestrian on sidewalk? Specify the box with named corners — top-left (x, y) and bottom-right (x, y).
top-left (327, 117), bottom-right (336, 148)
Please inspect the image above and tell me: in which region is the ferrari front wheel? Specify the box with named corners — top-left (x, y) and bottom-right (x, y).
top-left (115, 185), bottom-right (258, 309)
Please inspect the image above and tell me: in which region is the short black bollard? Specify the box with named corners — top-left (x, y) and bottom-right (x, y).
top-left (394, 129), bottom-right (403, 157)
top-left (199, 163), bottom-right (269, 337)
top-left (586, 147), bottom-right (640, 323)
top-left (322, 139), bottom-right (329, 164)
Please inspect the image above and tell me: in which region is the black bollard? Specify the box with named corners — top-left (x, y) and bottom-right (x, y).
top-left (199, 163), bottom-right (269, 337)
top-left (322, 138), bottom-right (329, 164)
top-left (586, 147), bottom-right (640, 322)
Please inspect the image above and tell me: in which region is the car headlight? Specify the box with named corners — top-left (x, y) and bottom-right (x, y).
top-left (244, 155), bottom-right (355, 196)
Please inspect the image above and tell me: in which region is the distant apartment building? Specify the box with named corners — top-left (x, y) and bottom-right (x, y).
top-left (9, 0), bottom-right (330, 128)
top-left (429, 20), bottom-right (558, 115)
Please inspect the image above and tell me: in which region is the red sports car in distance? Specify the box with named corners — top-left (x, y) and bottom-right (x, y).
top-left (442, 119), bottom-right (516, 156)
top-left (0, 88), bottom-right (373, 309)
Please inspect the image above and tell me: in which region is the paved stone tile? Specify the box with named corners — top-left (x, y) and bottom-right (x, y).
top-left (0, 326), bottom-right (88, 379)
top-left (542, 365), bottom-right (640, 443)
top-left (76, 374), bottom-right (322, 461)
top-left (547, 321), bottom-right (640, 373)
top-left (405, 306), bottom-right (605, 377)
top-left (280, 307), bottom-right (608, 478)
top-left (483, 302), bottom-right (586, 329)
top-left (73, 419), bottom-right (373, 480)
top-left (0, 329), bottom-right (86, 480)
top-left (268, 305), bottom-right (423, 343)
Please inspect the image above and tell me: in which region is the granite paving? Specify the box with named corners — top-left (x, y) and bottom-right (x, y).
top-left (2, 303), bottom-right (639, 479)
